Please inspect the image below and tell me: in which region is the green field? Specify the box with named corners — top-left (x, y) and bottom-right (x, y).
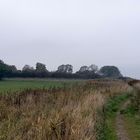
top-left (0, 78), bottom-right (83, 94)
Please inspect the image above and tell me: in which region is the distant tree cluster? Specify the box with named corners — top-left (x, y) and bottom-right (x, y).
top-left (100, 66), bottom-right (122, 78)
top-left (0, 60), bottom-right (123, 80)
top-left (0, 60), bottom-right (17, 79)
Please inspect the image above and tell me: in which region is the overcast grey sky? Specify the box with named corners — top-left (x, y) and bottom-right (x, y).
top-left (0, 0), bottom-right (140, 78)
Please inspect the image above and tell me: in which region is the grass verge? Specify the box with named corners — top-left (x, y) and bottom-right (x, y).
top-left (123, 88), bottom-right (140, 140)
top-left (98, 93), bottom-right (130, 140)
top-left (124, 114), bottom-right (140, 140)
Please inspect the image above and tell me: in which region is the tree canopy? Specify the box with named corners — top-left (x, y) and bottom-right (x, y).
top-left (0, 60), bottom-right (123, 79)
top-left (57, 64), bottom-right (73, 74)
top-left (100, 66), bottom-right (122, 78)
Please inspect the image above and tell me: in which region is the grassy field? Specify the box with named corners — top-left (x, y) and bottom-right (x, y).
top-left (0, 78), bottom-right (84, 94)
top-left (0, 79), bottom-right (131, 140)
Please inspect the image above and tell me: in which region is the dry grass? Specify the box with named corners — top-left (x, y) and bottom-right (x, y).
top-left (131, 82), bottom-right (140, 113)
top-left (0, 80), bottom-right (130, 140)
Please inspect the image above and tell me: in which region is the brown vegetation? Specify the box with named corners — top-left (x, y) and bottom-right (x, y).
top-left (130, 82), bottom-right (140, 113)
top-left (0, 80), bottom-right (131, 140)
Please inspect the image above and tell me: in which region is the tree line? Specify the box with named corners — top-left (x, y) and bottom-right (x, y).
top-left (0, 60), bottom-right (122, 79)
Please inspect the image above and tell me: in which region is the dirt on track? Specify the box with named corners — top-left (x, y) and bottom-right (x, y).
top-left (116, 100), bottom-right (130, 140)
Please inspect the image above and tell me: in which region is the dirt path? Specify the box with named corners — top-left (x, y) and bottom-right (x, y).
top-left (116, 100), bottom-right (130, 140)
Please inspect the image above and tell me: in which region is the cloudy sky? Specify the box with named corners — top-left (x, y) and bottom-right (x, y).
top-left (0, 0), bottom-right (140, 78)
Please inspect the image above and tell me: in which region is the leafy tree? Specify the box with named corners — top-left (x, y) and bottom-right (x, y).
top-left (100, 66), bottom-right (122, 78)
top-left (36, 63), bottom-right (47, 72)
top-left (22, 65), bottom-right (34, 72)
top-left (0, 59), bottom-right (123, 79)
top-left (78, 65), bottom-right (98, 73)
top-left (0, 60), bottom-right (18, 78)
top-left (22, 65), bottom-right (35, 77)
top-left (0, 60), bottom-right (4, 64)
top-left (79, 66), bottom-right (89, 73)
top-left (76, 65), bottom-right (100, 79)
top-left (9, 65), bottom-right (17, 72)
top-left (88, 64), bottom-right (98, 72)
top-left (57, 64), bottom-right (73, 74)
top-left (35, 62), bottom-right (48, 77)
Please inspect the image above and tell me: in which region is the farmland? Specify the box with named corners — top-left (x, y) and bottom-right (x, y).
top-left (0, 78), bottom-right (139, 140)
top-left (0, 79), bottom-right (83, 93)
